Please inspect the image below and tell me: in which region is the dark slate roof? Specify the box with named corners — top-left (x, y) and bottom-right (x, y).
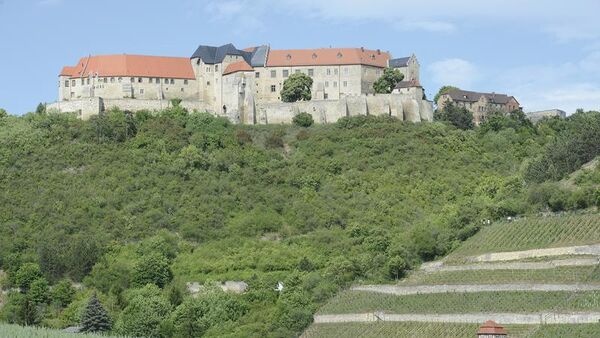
top-left (389, 57), bottom-right (410, 68)
top-left (445, 89), bottom-right (516, 104)
top-left (394, 80), bottom-right (421, 89)
top-left (191, 43), bottom-right (268, 66)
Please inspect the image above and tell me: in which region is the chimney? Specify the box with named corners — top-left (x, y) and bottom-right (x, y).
top-left (361, 47), bottom-right (365, 52)
top-left (377, 49), bottom-right (381, 55)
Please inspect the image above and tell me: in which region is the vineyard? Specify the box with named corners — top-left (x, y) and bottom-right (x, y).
top-left (302, 322), bottom-right (600, 338)
top-left (399, 265), bottom-right (600, 285)
top-left (317, 290), bottom-right (600, 315)
top-left (0, 324), bottom-right (124, 337)
top-left (305, 213), bottom-right (600, 337)
top-left (447, 213), bottom-right (600, 261)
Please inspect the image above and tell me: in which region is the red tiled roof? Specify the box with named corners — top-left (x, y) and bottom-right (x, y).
top-left (60, 54), bottom-right (195, 79)
top-left (266, 48), bottom-right (390, 68)
top-left (477, 320), bottom-right (508, 335)
top-left (223, 60), bottom-right (254, 75)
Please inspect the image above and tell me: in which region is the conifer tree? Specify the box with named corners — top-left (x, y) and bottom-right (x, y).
top-left (80, 293), bottom-right (112, 333)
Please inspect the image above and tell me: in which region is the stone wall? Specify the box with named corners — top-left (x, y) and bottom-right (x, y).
top-left (254, 94), bottom-right (434, 124)
top-left (48, 93), bottom-right (434, 125)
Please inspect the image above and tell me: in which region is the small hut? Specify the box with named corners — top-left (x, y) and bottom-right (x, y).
top-left (477, 320), bottom-right (508, 338)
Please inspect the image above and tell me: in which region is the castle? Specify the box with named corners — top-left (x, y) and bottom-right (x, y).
top-left (436, 89), bottom-right (520, 125)
top-left (49, 43), bottom-right (433, 124)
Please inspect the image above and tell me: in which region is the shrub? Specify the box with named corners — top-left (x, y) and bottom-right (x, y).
top-left (131, 253), bottom-right (173, 288)
top-left (80, 294), bottom-right (112, 333)
top-left (293, 112), bottom-right (314, 127)
top-left (281, 73), bottom-right (313, 102)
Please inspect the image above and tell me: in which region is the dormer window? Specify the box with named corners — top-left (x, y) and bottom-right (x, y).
top-left (286, 54), bottom-right (292, 60)
top-left (312, 53), bottom-right (317, 59)
top-left (337, 52), bottom-right (343, 58)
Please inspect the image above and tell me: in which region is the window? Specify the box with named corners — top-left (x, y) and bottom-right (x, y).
top-left (215, 65), bottom-right (219, 71)
top-left (333, 81), bottom-right (337, 87)
top-left (65, 80), bottom-right (69, 87)
top-left (118, 77), bottom-right (122, 83)
top-left (71, 80), bottom-right (76, 86)
top-left (270, 70), bottom-right (276, 78)
top-left (295, 69), bottom-right (301, 74)
top-left (324, 93), bottom-right (328, 99)
top-left (207, 81), bottom-right (210, 86)
top-left (376, 69), bottom-right (381, 76)
top-left (343, 81), bottom-right (348, 87)
top-left (181, 88), bottom-right (184, 92)
top-left (110, 77), bottom-right (115, 83)
top-left (139, 89), bottom-right (144, 94)
top-left (270, 85), bottom-right (276, 92)
top-left (344, 67), bottom-right (349, 75)
top-left (165, 78), bottom-right (169, 84)
top-left (104, 78), bottom-right (108, 83)
top-left (81, 79), bottom-right (84, 85)
top-left (130, 77), bottom-right (135, 83)
top-left (184, 79), bottom-right (188, 85)
top-left (325, 81), bottom-right (329, 88)
top-left (334, 68), bottom-right (338, 75)
top-left (87, 78), bottom-right (90, 85)
top-left (170, 79), bottom-right (174, 84)
top-left (308, 69), bottom-right (314, 76)
top-left (255, 72), bottom-right (260, 78)
top-left (282, 70), bottom-right (289, 77)
top-left (327, 69), bottom-right (331, 75)
top-left (206, 67), bottom-right (211, 72)
top-left (138, 78), bottom-right (142, 83)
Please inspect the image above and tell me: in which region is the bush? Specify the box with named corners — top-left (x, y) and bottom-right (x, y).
top-left (52, 279), bottom-right (75, 308)
top-left (293, 112), bottom-right (314, 127)
top-left (281, 73), bottom-right (313, 102)
top-left (14, 263), bottom-right (43, 291)
top-left (434, 103), bottom-right (474, 130)
top-left (80, 294), bottom-right (112, 333)
top-left (131, 253), bottom-right (173, 288)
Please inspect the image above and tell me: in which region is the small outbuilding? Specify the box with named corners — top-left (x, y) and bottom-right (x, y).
top-left (477, 320), bottom-right (508, 338)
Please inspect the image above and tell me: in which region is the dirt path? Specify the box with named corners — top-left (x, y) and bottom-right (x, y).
top-left (351, 283), bottom-right (600, 295)
top-left (420, 257), bottom-right (600, 273)
top-left (313, 312), bottom-right (600, 324)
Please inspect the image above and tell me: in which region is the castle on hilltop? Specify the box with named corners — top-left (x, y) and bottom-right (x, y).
top-left (49, 43), bottom-right (433, 124)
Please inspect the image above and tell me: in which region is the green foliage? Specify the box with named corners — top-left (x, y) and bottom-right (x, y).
top-left (15, 263), bottom-right (43, 291)
top-left (373, 68), bottom-right (404, 94)
top-left (525, 111), bottom-right (600, 182)
top-left (434, 102), bottom-right (474, 130)
top-left (281, 73), bottom-right (313, 102)
top-left (115, 285), bottom-right (170, 337)
top-left (0, 323), bottom-right (125, 338)
top-left (80, 294), bottom-right (112, 333)
top-left (386, 256), bottom-right (408, 280)
top-left (480, 109), bottom-right (535, 134)
top-left (169, 289), bottom-right (247, 337)
top-left (28, 278), bottom-right (50, 304)
top-left (0, 108), bottom-right (7, 119)
top-left (293, 112), bottom-right (314, 127)
top-left (36, 103), bottom-right (47, 114)
top-left (434, 85), bottom-right (460, 104)
top-left (131, 252), bottom-right (173, 288)
top-left (51, 279), bottom-right (76, 308)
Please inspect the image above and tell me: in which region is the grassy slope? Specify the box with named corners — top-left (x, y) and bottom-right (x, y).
top-left (0, 323), bottom-right (125, 338)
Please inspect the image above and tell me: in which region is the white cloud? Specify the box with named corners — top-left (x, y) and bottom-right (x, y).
top-left (428, 58), bottom-right (479, 89)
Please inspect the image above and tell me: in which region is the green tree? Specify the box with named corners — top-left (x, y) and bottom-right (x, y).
top-left (373, 68), bottom-right (404, 94)
top-left (80, 294), bottom-right (112, 333)
top-left (0, 108), bottom-right (7, 119)
top-left (14, 263), bottom-right (43, 292)
top-left (51, 279), bottom-right (75, 308)
top-left (116, 285), bottom-right (170, 338)
top-left (28, 278), bottom-right (50, 304)
top-left (386, 256), bottom-right (408, 280)
top-left (35, 103), bottom-right (46, 114)
top-left (434, 85), bottom-right (460, 104)
top-left (132, 252), bottom-right (173, 288)
top-left (281, 73), bottom-right (313, 102)
top-left (293, 112), bottom-right (314, 127)
top-left (434, 102), bottom-right (474, 130)
top-left (480, 109), bottom-right (534, 134)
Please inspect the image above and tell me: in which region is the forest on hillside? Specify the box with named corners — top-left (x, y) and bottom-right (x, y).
top-left (0, 105), bottom-right (598, 337)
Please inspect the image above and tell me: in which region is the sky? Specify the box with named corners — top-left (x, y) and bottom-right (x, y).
top-left (1, 0), bottom-right (600, 115)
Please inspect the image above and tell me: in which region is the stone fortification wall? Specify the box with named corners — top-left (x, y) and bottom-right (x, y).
top-left (48, 94), bottom-right (433, 125)
top-left (253, 94), bottom-right (433, 125)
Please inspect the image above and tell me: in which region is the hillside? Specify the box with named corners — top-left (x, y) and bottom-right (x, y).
top-left (0, 108), bottom-right (598, 337)
top-left (305, 212), bottom-right (600, 337)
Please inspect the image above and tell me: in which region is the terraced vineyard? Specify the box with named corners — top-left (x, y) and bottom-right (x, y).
top-left (0, 324), bottom-right (125, 337)
top-left (302, 323), bottom-right (600, 338)
top-left (447, 213), bottom-right (600, 261)
top-left (305, 213), bottom-right (600, 337)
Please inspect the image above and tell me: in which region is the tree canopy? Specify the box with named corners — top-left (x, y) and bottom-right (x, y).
top-left (281, 73), bottom-right (313, 102)
top-left (434, 85), bottom-right (460, 104)
top-left (434, 102), bottom-right (474, 130)
top-left (373, 68), bottom-right (404, 94)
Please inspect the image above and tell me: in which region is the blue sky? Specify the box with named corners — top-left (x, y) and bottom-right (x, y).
top-left (1, 0), bottom-right (599, 115)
